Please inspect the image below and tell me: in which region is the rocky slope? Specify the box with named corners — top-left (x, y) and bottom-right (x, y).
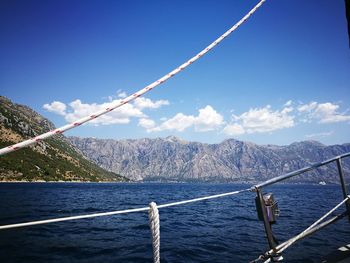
top-left (69, 136), bottom-right (350, 183)
top-left (0, 96), bottom-right (126, 182)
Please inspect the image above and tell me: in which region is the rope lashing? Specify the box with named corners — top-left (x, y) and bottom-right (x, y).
top-left (0, 0), bottom-right (266, 156)
top-left (149, 202), bottom-right (160, 263)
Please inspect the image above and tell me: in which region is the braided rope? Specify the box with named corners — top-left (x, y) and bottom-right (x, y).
top-left (149, 202), bottom-right (160, 263)
top-left (0, 0), bottom-right (266, 156)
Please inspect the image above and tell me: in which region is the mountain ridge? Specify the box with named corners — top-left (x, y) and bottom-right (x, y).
top-left (2, 95), bottom-right (349, 184)
top-left (69, 135), bottom-right (350, 183)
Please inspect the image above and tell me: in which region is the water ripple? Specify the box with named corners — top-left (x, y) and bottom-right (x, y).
top-left (0, 183), bottom-right (349, 262)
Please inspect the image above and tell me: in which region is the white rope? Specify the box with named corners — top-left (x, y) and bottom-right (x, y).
top-left (149, 202), bottom-right (160, 263)
top-left (0, 206), bottom-right (150, 230)
top-left (0, 188), bottom-right (250, 230)
top-left (157, 188), bottom-right (249, 209)
top-left (0, 0), bottom-right (266, 156)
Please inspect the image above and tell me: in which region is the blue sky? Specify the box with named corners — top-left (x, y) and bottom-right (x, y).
top-left (1, 0), bottom-right (349, 146)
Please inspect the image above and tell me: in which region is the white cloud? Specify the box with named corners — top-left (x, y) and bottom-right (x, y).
top-left (284, 100), bottom-right (293, 107)
top-left (223, 123), bottom-right (245, 136)
top-left (223, 105), bottom-right (295, 136)
top-left (223, 101), bottom-right (350, 137)
top-left (138, 118), bottom-right (156, 130)
top-left (315, 103), bottom-right (350, 123)
top-left (298, 102), bottom-right (350, 123)
top-left (305, 131), bottom-right (334, 139)
top-left (145, 105), bottom-right (224, 132)
top-left (65, 99), bottom-right (144, 125)
top-left (194, 105), bottom-right (224, 131)
top-left (240, 106), bottom-right (295, 133)
top-left (117, 91), bottom-right (127, 98)
top-left (297, 101), bottom-right (318, 113)
top-left (43, 101), bottom-right (67, 116)
top-left (151, 113), bottom-right (195, 132)
top-left (44, 96), bottom-right (350, 137)
top-left (134, 97), bottom-right (169, 110)
top-left (43, 96), bottom-right (169, 126)
top-left (281, 107), bottom-right (293, 114)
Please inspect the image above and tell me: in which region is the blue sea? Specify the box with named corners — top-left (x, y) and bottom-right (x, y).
top-left (0, 183), bottom-right (349, 263)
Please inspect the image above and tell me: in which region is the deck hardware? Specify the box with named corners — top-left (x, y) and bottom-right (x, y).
top-left (336, 158), bottom-right (350, 222)
top-left (255, 188), bottom-right (282, 261)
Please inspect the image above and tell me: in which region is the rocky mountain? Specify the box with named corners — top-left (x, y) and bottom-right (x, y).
top-left (69, 136), bottom-right (350, 183)
top-left (0, 96), bottom-right (126, 182)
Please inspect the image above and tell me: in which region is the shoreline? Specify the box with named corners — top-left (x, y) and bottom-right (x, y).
top-left (0, 180), bottom-right (338, 185)
top-left (0, 180), bottom-right (128, 183)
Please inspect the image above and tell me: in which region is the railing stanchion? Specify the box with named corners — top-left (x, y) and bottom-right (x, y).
top-left (336, 158), bottom-right (350, 222)
top-left (256, 188), bottom-right (278, 251)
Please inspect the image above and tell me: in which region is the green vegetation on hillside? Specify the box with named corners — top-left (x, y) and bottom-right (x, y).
top-left (0, 96), bottom-right (127, 182)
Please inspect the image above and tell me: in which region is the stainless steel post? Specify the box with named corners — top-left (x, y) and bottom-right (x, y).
top-left (256, 188), bottom-right (277, 250)
top-left (336, 158), bottom-right (350, 221)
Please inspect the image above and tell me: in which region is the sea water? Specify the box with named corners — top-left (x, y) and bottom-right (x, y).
top-left (0, 183), bottom-right (349, 262)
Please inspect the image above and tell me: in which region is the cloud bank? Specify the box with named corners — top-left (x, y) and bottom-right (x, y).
top-left (139, 105), bottom-right (224, 132)
top-left (223, 105), bottom-right (295, 136)
top-left (43, 96), bottom-right (169, 126)
top-left (44, 97), bottom-right (350, 136)
top-left (298, 102), bottom-right (350, 123)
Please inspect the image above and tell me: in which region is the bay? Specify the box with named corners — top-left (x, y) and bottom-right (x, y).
top-left (0, 183), bottom-right (349, 262)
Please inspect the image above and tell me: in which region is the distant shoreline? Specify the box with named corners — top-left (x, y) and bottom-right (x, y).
top-left (0, 180), bottom-right (337, 185)
top-left (0, 180), bottom-right (127, 183)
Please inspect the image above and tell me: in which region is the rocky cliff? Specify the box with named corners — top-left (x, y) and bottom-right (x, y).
top-left (0, 96), bottom-right (126, 182)
top-left (69, 136), bottom-right (350, 183)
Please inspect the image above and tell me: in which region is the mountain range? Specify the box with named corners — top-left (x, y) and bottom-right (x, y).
top-left (1, 95), bottom-right (349, 184)
top-left (69, 136), bottom-right (350, 183)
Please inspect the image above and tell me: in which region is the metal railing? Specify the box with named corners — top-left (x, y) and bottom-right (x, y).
top-left (252, 152), bottom-right (350, 262)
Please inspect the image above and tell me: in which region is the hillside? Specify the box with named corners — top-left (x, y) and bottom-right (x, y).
top-left (69, 136), bottom-right (350, 183)
top-left (0, 96), bottom-right (126, 182)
